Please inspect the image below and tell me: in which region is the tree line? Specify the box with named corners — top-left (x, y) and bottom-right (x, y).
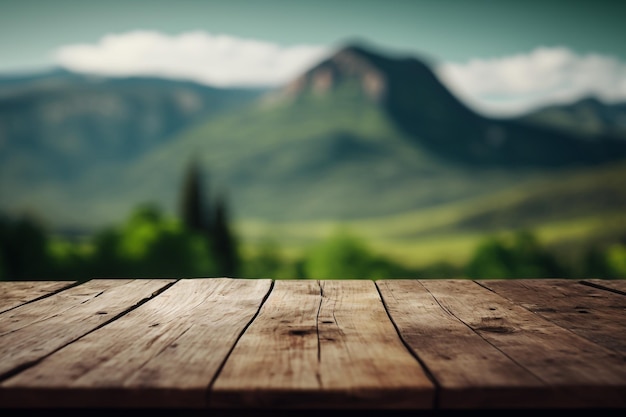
top-left (0, 159), bottom-right (625, 281)
top-left (0, 158), bottom-right (239, 281)
top-left (243, 228), bottom-right (626, 280)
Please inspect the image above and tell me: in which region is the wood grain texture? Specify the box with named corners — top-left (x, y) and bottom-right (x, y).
top-left (420, 279), bottom-right (626, 408)
top-left (0, 278), bottom-right (272, 408)
top-left (0, 281), bottom-right (76, 313)
top-left (583, 279), bottom-right (626, 294)
top-left (0, 279), bottom-right (173, 381)
top-left (480, 279), bottom-right (626, 353)
top-left (1, 278), bottom-right (625, 410)
top-left (210, 280), bottom-right (320, 408)
top-left (317, 280), bottom-right (433, 408)
top-left (377, 279), bottom-right (545, 409)
top-left (210, 280), bottom-right (434, 409)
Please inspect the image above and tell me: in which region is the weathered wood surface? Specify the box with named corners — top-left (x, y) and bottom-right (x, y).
top-left (0, 281), bottom-right (76, 313)
top-left (0, 279), bottom-right (174, 381)
top-left (480, 279), bottom-right (626, 353)
top-left (387, 279), bottom-right (626, 408)
top-left (211, 280), bottom-right (434, 409)
top-left (377, 279), bottom-right (545, 409)
top-left (0, 278), bottom-right (624, 410)
top-left (583, 279), bottom-right (626, 294)
top-left (0, 278), bottom-right (271, 408)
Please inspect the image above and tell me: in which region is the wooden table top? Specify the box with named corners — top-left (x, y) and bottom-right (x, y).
top-left (0, 278), bottom-right (625, 411)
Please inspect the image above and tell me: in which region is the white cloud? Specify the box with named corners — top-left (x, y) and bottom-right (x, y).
top-left (435, 47), bottom-right (626, 116)
top-left (54, 30), bottom-right (330, 87)
top-left (54, 35), bottom-right (626, 116)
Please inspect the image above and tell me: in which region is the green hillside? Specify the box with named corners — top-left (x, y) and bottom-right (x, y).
top-left (0, 70), bottom-right (263, 229)
top-left (237, 159), bottom-right (626, 269)
top-left (72, 77), bottom-right (548, 231)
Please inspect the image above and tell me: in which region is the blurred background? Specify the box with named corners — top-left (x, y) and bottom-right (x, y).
top-left (1, 0), bottom-right (626, 281)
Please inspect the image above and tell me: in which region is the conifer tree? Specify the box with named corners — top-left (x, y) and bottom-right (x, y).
top-left (211, 190), bottom-right (239, 277)
top-left (179, 158), bottom-right (239, 277)
top-left (179, 158), bottom-right (209, 234)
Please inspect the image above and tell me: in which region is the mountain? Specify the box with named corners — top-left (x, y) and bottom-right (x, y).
top-left (277, 44), bottom-right (626, 167)
top-left (0, 69), bottom-right (264, 184)
top-left (518, 96), bottom-right (626, 140)
top-left (1, 44), bottom-right (626, 236)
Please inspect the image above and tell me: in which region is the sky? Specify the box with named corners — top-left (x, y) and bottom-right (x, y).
top-left (1, 0), bottom-right (626, 116)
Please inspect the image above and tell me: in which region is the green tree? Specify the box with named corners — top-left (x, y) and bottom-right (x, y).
top-left (180, 158), bottom-right (209, 234)
top-left (46, 237), bottom-right (92, 281)
top-left (178, 158), bottom-right (240, 277)
top-left (0, 252), bottom-right (4, 280)
top-left (89, 227), bottom-right (128, 277)
top-left (603, 244), bottom-right (626, 279)
top-left (580, 246), bottom-right (611, 279)
top-left (243, 237), bottom-right (303, 279)
top-left (465, 230), bottom-right (564, 279)
top-left (211, 191), bottom-right (239, 277)
top-left (90, 204), bottom-right (218, 278)
top-left (0, 214), bottom-right (51, 280)
top-left (303, 229), bottom-right (409, 280)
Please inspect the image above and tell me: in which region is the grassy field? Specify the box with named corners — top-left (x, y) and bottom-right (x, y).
top-left (235, 159), bottom-right (626, 270)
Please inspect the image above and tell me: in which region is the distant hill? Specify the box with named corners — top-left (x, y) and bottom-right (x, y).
top-left (1, 45), bottom-right (626, 236)
top-left (0, 69), bottom-right (263, 184)
top-left (518, 96), bottom-right (626, 140)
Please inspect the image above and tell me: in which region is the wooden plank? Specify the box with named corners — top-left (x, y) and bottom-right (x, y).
top-left (212, 280), bottom-right (320, 408)
top-left (0, 281), bottom-right (76, 313)
top-left (377, 279), bottom-right (546, 409)
top-left (420, 279), bottom-right (626, 408)
top-left (211, 280), bottom-right (434, 409)
top-left (583, 279), bottom-right (626, 294)
top-left (316, 280), bottom-right (434, 408)
top-left (0, 278), bottom-right (272, 408)
top-left (480, 279), bottom-right (626, 353)
top-left (0, 279), bottom-right (173, 382)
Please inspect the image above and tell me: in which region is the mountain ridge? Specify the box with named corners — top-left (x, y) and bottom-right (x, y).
top-left (519, 95), bottom-right (626, 140)
top-left (270, 44), bottom-right (626, 168)
top-left (1, 43), bottom-right (626, 235)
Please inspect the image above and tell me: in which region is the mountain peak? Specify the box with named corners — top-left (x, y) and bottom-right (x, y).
top-left (280, 42), bottom-right (389, 102)
top-left (330, 42), bottom-right (379, 59)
